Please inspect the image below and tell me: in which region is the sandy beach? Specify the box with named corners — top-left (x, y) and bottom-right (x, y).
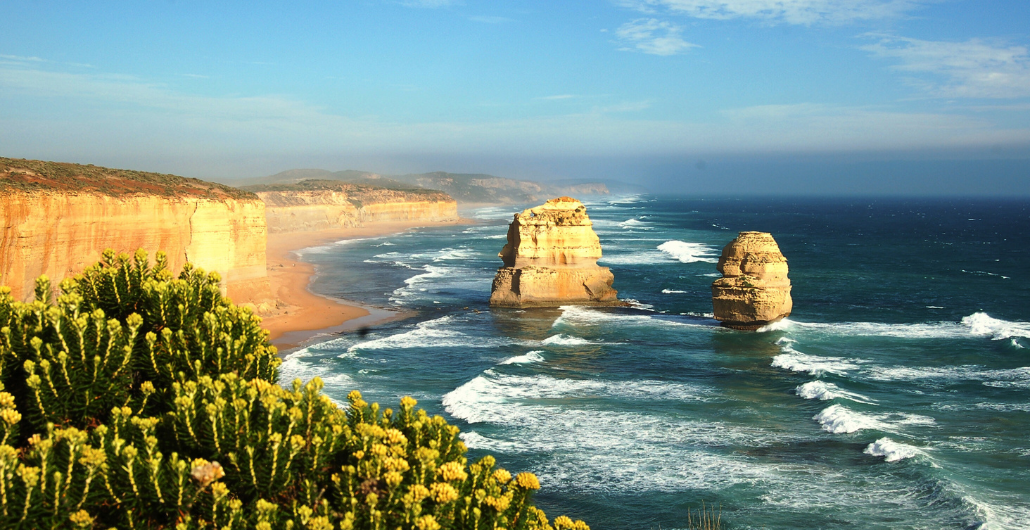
top-left (260, 219), bottom-right (467, 351)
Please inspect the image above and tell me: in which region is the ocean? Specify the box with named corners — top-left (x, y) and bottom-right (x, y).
top-left (279, 196), bottom-right (1030, 530)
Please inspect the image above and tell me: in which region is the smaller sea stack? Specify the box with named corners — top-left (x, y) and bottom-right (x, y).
top-left (711, 231), bottom-right (792, 330)
top-left (490, 197), bottom-right (618, 307)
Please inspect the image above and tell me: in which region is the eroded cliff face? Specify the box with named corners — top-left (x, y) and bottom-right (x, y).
top-left (0, 192), bottom-right (270, 303)
top-left (490, 197), bottom-right (618, 307)
top-left (711, 231), bottom-right (792, 330)
top-left (254, 184), bottom-right (458, 234)
top-left (0, 158), bottom-right (270, 304)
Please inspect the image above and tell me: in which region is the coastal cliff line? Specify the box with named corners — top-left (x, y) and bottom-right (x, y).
top-left (245, 180), bottom-right (458, 234)
top-left (0, 158), bottom-right (270, 303)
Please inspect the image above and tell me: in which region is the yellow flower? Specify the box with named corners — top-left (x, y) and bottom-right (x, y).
top-left (401, 396), bottom-right (418, 408)
top-left (384, 471), bottom-right (403, 488)
top-left (68, 510), bottom-right (95, 529)
top-left (385, 428), bottom-right (407, 445)
top-left (493, 468), bottom-right (512, 484)
top-left (430, 482), bottom-right (459, 504)
top-left (0, 409), bottom-right (22, 425)
top-left (415, 515), bottom-right (441, 530)
top-left (407, 484), bottom-right (430, 501)
top-left (515, 472), bottom-right (540, 490)
top-left (0, 392), bottom-right (15, 408)
top-left (191, 461), bottom-right (225, 486)
top-left (438, 461), bottom-right (468, 482)
top-left (483, 494), bottom-right (511, 512)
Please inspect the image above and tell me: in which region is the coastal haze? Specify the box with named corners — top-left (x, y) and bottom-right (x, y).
top-left (2, 1), bottom-right (1030, 529)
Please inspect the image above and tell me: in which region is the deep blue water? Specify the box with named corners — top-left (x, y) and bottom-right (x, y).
top-left (280, 196), bottom-right (1030, 530)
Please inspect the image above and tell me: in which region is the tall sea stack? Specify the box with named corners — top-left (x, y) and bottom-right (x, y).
top-left (489, 197), bottom-right (618, 307)
top-left (711, 231), bottom-right (792, 329)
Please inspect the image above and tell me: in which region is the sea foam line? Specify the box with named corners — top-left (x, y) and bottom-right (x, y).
top-left (795, 381), bottom-right (876, 404)
top-left (813, 404), bottom-right (934, 434)
top-left (763, 312), bottom-right (1030, 341)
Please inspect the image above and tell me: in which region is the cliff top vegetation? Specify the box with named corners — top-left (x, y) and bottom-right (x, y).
top-left (0, 158), bottom-right (257, 200)
top-left (233, 169), bottom-right (614, 205)
top-left (244, 179), bottom-right (453, 203)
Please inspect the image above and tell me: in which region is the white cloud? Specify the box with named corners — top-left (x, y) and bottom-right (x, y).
top-left (0, 54), bottom-right (46, 63)
top-left (617, 0), bottom-right (929, 25)
top-left (863, 35), bottom-right (1030, 99)
top-left (1, 62), bottom-right (1028, 173)
top-left (616, 18), bottom-right (697, 56)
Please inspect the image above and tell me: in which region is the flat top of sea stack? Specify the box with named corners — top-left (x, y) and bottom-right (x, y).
top-left (0, 157), bottom-right (255, 200)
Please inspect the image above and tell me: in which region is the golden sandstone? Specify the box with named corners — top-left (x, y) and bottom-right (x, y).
top-left (489, 197), bottom-right (618, 307)
top-left (711, 231), bottom-right (793, 329)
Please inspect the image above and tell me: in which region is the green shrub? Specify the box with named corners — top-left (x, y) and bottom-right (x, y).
top-left (0, 250), bottom-right (588, 530)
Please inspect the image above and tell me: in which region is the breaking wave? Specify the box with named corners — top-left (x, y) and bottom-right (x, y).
top-left (657, 240), bottom-right (719, 263)
top-left (795, 381), bottom-right (876, 404)
top-left (769, 313), bottom-right (1030, 341)
top-left (864, 438), bottom-right (925, 462)
top-left (813, 404), bottom-right (934, 434)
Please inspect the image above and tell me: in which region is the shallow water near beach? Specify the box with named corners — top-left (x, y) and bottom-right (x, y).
top-left (281, 196), bottom-right (1030, 530)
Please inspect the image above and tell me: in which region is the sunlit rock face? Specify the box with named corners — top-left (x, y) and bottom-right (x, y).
top-left (0, 193), bottom-right (270, 304)
top-left (490, 197), bottom-right (618, 307)
top-left (711, 231), bottom-right (792, 330)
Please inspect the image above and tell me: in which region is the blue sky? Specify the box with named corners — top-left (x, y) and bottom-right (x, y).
top-left (1, 1), bottom-right (1028, 194)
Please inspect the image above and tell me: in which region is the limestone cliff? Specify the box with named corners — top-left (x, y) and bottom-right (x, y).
top-left (490, 197), bottom-right (618, 307)
top-left (0, 158), bottom-right (270, 303)
top-left (711, 231), bottom-right (792, 330)
top-left (247, 180), bottom-right (458, 234)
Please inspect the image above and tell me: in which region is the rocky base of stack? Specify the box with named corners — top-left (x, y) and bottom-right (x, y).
top-left (711, 282), bottom-right (792, 329)
top-left (489, 266), bottom-right (619, 308)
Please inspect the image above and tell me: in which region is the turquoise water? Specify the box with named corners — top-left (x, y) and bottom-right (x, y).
top-left (280, 197), bottom-right (1030, 529)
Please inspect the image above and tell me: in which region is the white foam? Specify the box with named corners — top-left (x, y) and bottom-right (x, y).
top-left (390, 265), bottom-right (453, 303)
top-left (618, 218), bottom-right (653, 230)
top-left (277, 353), bottom-right (355, 407)
top-left (657, 240), bottom-right (719, 263)
top-left (443, 371), bottom-right (715, 425)
top-left (813, 404), bottom-right (885, 434)
top-left (782, 313), bottom-right (1030, 341)
top-left (501, 351), bottom-right (545, 365)
top-left (347, 316), bottom-right (512, 352)
top-left (541, 334), bottom-right (597, 346)
top-left (292, 237), bottom-right (372, 257)
top-left (813, 404), bottom-right (935, 435)
top-left (607, 195), bottom-right (644, 205)
top-left (961, 312), bottom-right (1030, 340)
top-left (771, 339), bottom-right (866, 376)
top-left (471, 207), bottom-right (519, 220)
top-left (758, 318), bottom-right (794, 332)
top-left (864, 438), bottom-right (924, 462)
top-left (867, 365), bottom-right (1030, 389)
top-left (552, 305), bottom-right (713, 330)
top-left (662, 289), bottom-right (686, 294)
top-left (795, 381), bottom-right (876, 404)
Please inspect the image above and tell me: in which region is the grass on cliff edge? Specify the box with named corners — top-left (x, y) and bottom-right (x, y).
top-left (0, 157), bottom-right (257, 200)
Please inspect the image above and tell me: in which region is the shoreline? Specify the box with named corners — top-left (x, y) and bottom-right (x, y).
top-left (259, 218), bottom-right (470, 353)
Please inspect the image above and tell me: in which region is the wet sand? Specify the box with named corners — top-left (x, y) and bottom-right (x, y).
top-left (260, 219), bottom-right (466, 352)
